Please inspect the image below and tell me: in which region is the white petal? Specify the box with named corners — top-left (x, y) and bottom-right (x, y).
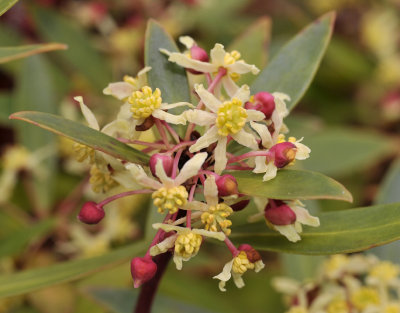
top-left (0, 169), bottom-right (17, 203)
top-left (155, 158), bottom-right (174, 187)
top-left (294, 141), bottom-right (311, 160)
top-left (272, 92), bottom-right (290, 118)
top-left (191, 228), bottom-right (226, 241)
top-left (174, 152), bottom-right (208, 186)
top-left (221, 76), bottom-right (239, 98)
top-left (253, 156), bottom-right (268, 173)
top-left (232, 84), bottom-right (250, 103)
top-left (189, 126), bottom-right (219, 152)
top-left (232, 272), bottom-right (245, 288)
top-left (204, 175), bottom-right (218, 206)
top-left (164, 51), bottom-right (216, 73)
top-left (185, 109), bottom-right (216, 126)
top-left (183, 200), bottom-right (209, 212)
top-left (270, 110), bottom-right (283, 143)
top-left (210, 43), bottom-right (226, 66)
top-left (103, 82), bottom-right (133, 100)
top-left (173, 254), bottom-right (184, 270)
top-left (214, 137), bottom-right (228, 175)
top-left (262, 162), bottom-right (278, 181)
top-left (160, 102), bottom-right (194, 110)
top-left (291, 205), bottom-right (320, 227)
top-left (228, 60), bottom-right (260, 75)
top-left (112, 170), bottom-right (136, 189)
top-left (125, 163), bottom-right (161, 190)
top-left (74, 96), bottom-right (99, 130)
top-left (246, 110), bottom-right (265, 122)
top-left (274, 225), bottom-right (301, 242)
top-left (253, 197), bottom-right (269, 213)
top-left (254, 260), bottom-right (265, 273)
top-left (213, 259), bottom-right (234, 291)
top-left (250, 122), bottom-right (273, 148)
top-left (152, 109), bottom-right (187, 125)
top-left (194, 84), bottom-right (221, 112)
top-left (136, 66), bottom-right (151, 87)
top-left (179, 36), bottom-right (195, 49)
top-left (153, 223), bottom-right (191, 234)
top-left (271, 277), bottom-right (301, 295)
top-left (150, 234), bottom-right (178, 256)
top-left (231, 129), bottom-right (258, 150)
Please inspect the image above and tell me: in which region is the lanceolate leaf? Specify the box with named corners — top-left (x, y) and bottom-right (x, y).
top-left (144, 20), bottom-right (191, 106)
top-left (232, 169), bottom-right (352, 202)
top-left (0, 241), bottom-right (146, 298)
top-left (0, 0), bottom-right (18, 16)
top-left (231, 202), bottom-right (400, 255)
top-left (250, 12), bottom-right (335, 111)
top-left (9, 111), bottom-right (150, 164)
top-left (0, 43), bottom-right (67, 64)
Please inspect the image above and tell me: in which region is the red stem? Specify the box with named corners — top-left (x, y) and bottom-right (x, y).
top-left (155, 118), bottom-right (171, 150)
top-left (98, 189), bottom-right (153, 207)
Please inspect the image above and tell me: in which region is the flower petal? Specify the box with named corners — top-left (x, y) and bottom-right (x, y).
top-left (191, 228), bottom-right (226, 241)
top-left (274, 224), bottom-right (301, 242)
top-left (125, 163), bottom-right (161, 190)
top-left (185, 109), bottom-right (216, 126)
top-left (179, 36), bottom-right (195, 49)
top-left (160, 102), bottom-right (194, 110)
top-left (183, 200), bottom-right (209, 212)
top-left (210, 43), bottom-right (226, 66)
top-left (155, 158), bottom-right (174, 187)
top-left (262, 162), bottom-right (278, 181)
top-left (232, 272), bottom-right (245, 289)
top-left (213, 259), bottom-right (234, 292)
top-left (246, 110), bottom-right (265, 122)
top-left (117, 102), bottom-right (133, 120)
top-left (150, 234), bottom-right (178, 256)
top-left (103, 82), bottom-right (133, 100)
top-left (74, 96), bottom-right (99, 130)
top-left (173, 254), bottom-right (184, 270)
top-left (232, 84), bottom-right (250, 103)
top-left (204, 175), bottom-right (218, 206)
top-left (189, 126), bottom-right (219, 152)
top-left (162, 50), bottom-right (216, 73)
top-left (250, 122), bottom-right (273, 148)
top-left (136, 66), bottom-right (151, 87)
top-left (152, 109), bottom-right (187, 125)
top-left (194, 84), bottom-right (221, 112)
top-left (174, 152), bottom-right (208, 186)
top-left (221, 76), bottom-right (239, 98)
top-left (291, 205), bottom-right (320, 227)
top-left (214, 137), bottom-right (228, 175)
top-left (231, 128), bottom-right (258, 150)
top-left (253, 156), bottom-right (268, 173)
top-left (294, 141), bottom-right (311, 160)
top-left (228, 60), bottom-right (260, 75)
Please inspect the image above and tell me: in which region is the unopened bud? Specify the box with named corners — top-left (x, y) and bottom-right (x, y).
top-left (245, 92), bottom-right (275, 119)
top-left (149, 153), bottom-right (174, 178)
top-left (238, 244), bottom-right (261, 263)
top-left (216, 174), bottom-right (238, 196)
top-left (230, 199), bottom-right (250, 212)
top-left (264, 200), bottom-right (296, 226)
top-left (77, 201), bottom-right (105, 224)
top-left (187, 45), bottom-right (209, 75)
top-left (270, 142), bottom-right (297, 168)
top-left (130, 257), bottom-right (157, 288)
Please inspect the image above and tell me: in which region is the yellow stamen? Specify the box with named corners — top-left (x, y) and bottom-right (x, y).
top-left (216, 98), bottom-right (248, 136)
top-left (232, 251), bottom-right (254, 274)
top-left (74, 142), bottom-right (95, 163)
top-left (129, 86), bottom-right (162, 119)
top-left (327, 298), bottom-right (349, 313)
top-left (174, 231), bottom-right (202, 259)
top-left (351, 287), bottom-right (380, 311)
top-left (89, 165), bottom-right (118, 193)
top-left (369, 261), bottom-right (399, 283)
top-left (201, 203), bottom-right (233, 235)
top-left (152, 186), bottom-right (188, 214)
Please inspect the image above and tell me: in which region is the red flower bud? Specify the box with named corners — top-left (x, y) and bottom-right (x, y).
top-left (130, 257), bottom-right (157, 288)
top-left (231, 199), bottom-right (250, 212)
top-left (245, 92), bottom-right (275, 119)
top-left (216, 174), bottom-right (238, 197)
top-left (238, 244), bottom-right (261, 263)
top-left (149, 153), bottom-right (174, 178)
top-left (264, 200), bottom-right (296, 225)
top-left (77, 201), bottom-right (105, 224)
top-left (270, 142), bottom-right (297, 168)
top-left (187, 45), bottom-right (209, 75)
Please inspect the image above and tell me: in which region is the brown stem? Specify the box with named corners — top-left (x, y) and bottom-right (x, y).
top-left (134, 252), bottom-right (172, 313)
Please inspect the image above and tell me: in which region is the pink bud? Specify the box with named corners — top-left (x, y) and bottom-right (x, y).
top-left (216, 174), bottom-right (238, 196)
top-left (270, 142), bottom-right (297, 168)
top-left (131, 257), bottom-right (157, 288)
top-left (77, 201), bottom-right (105, 224)
top-left (149, 153), bottom-right (174, 178)
top-left (238, 244), bottom-right (261, 263)
top-left (187, 45), bottom-right (209, 75)
top-left (230, 199), bottom-right (250, 212)
top-left (264, 200), bottom-right (296, 225)
top-left (245, 92), bottom-right (275, 120)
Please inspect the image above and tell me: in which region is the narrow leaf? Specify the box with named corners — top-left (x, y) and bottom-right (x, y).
top-left (232, 169), bottom-right (352, 202)
top-left (250, 12), bottom-right (335, 111)
top-left (0, 0), bottom-right (18, 16)
top-left (0, 43), bottom-right (67, 64)
top-left (231, 202), bottom-right (400, 255)
top-left (0, 242), bottom-right (146, 298)
top-left (9, 111), bottom-right (150, 164)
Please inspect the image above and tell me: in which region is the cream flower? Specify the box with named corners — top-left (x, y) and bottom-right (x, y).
top-left (124, 152), bottom-right (207, 214)
top-left (185, 84), bottom-right (265, 174)
top-left (161, 38), bottom-right (260, 96)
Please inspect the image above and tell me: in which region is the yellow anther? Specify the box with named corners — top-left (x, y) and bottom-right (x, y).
top-left (224, 50), bottom-right (241, 65)
top-left (385, 303), bottom-right (400, 313)
top-left (323, 254), bottom-right (349, 276)
top-left (152, 186), bottom-right (188, 214)
top-left (288, 136), bottom-right (297, 143)
top-left (369, 261), bottom-right (399, 283)
top-left (89, 165), bottom-right (118, 193)
top-left (216, 98), bottom-right (248, 136)
top-left (174, 231), bottom-right (202, 259)
top-left (351, 287), bottom-right (380, 311)
top-left (3, 146), bottom-right (30, 170)
top-left (229, 72), bottom-right (241, 82)
top-left (327, 298), bottom-right (349, 313)
top-left (232, 251), bottom-right (255, 274)
top-left (277, 134), bottom-right (286, 143)
top-left (74, 142), bottom-right (95, 163)
top-left (128, 86), bottom-right (162, 119)
top-left (123, 75), bottom-right (138, 87)
top-left (201, 203), bottom-right (233, 235)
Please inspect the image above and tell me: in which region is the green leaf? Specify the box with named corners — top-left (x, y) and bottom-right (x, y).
top-left (9, 111), bottom-right (150, 164)
top-left (32, 6), bottom-right (112, 90)
top-left (0, 242), bottom-right (146, 298)
top-left (0, 219), bottom-right (56, 258)
top-left (144, 20), bottom-right (191, 106)
top-left (231, 169), bottom-right (352, 202)
top-left (0, 43), bottom-right (67, 64)
top-left (0, 0), bottom-right (18, 16)
top-left (250, 12), bottom-right (335, 111)
top-left (301, 128), bottom-right (395, 177)
top-left (231, 202), bottom-right (400, 255)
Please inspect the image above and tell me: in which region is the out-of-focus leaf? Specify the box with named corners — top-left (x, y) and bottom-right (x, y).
top-left (33, 6), bottom-right (111, 90)
top-left (281, 254), bottom-right (324, 281)
top-left (85, 287), bottom-right (216, 313)
top-left (0, 43), bottom-right (67, 64)
top-left (0, 219), bottom-right (56, 258)
top-left (301, 128), bottom-right (395, 177)
top-left (0, 0), bottom-right (18, 16)
top-left (0, 241), bottom-right (146, 298)
top-left (9, 111), bottom-right (150, 164)
top-left (231, 202), bottom-right (400, 254)
top-left (0, 93), bottom-right (12, 124)
top-left (232, 169), bottom-right (352, 202)
top-left (250, 12), bottom-right (335, 111)
top-left (228, 17), bottom-right (271, 85)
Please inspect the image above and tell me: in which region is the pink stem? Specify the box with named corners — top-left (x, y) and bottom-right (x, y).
top-left (162, 121), bottom-right (180, 143)
top-left (205, 73), bottom-right (212, 85)
top-left (224, 237), bottom-right (239, 257)
top-left (167, 141), bottom-right (195, 154)
top-left (228, 150), bottom-right (273, 164)
top-left (224, 165), bottom-right (253, 171)
top-left (155, 118), bottom-right (171, 150)
top-left (145, 213), bottom-right (172, 258)
top-left (199, 170), bottom-right (218, 177)
top-left (98, 189), bottom-right (153, 207)
top-left (186, 182), bottom-right (197, 229)
top-left (172, 149), bottom-right (183, 179)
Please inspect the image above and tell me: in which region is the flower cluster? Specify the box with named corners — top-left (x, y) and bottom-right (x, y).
top-left (274, 254), bottom-right (400, 313)
top-left (71, 36), bottom-right (317, 290)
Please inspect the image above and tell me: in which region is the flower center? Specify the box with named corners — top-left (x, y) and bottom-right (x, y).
top-left (351, 287), bottom-right (380, 311)
top-left (152, 186), bottom-right (188, 214)
top-left (369, 262), bottom-right (399, 282)
top-left (74, 142), bottom-right (95, 163)
top-left (89, 165), bottom-right (117, 193)
top-left (129, 86), bottom-right (162, 119)
top-left (385, 304), bottom-right (400, 313)
top-left (327, 298), bottom-right (349, 313)
top-left (201, 203), bottom-right (233, 235)
top-left (223, 50), bottom-right (241, 65)
top-left (216, 98), bottom-right (248, 136)
top-left (174, 231), bottom-right (202, 258)
top-left (232, 251), bottom-right (254, 274)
